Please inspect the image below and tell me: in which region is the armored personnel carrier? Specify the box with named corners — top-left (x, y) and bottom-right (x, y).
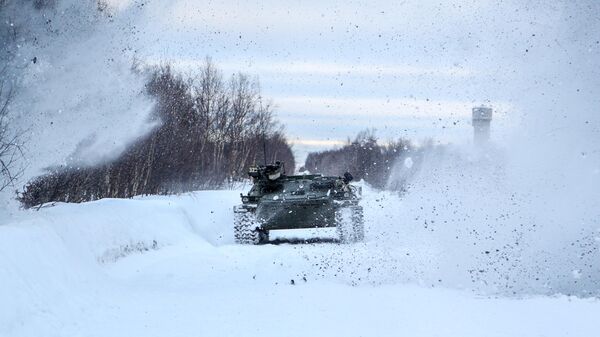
top-left (233, 161), bottom-right (364, 244)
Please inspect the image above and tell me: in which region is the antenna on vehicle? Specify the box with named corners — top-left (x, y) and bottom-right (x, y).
top-left (262, 131), bottom-right (268, 165)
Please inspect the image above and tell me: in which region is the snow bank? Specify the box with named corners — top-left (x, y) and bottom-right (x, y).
top-left (0, 190), bottom-right (237, 335)
top-left (1, 188), bottom-right (599, 337)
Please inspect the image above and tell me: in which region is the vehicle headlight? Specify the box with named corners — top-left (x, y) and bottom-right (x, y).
top-left (242, 197), bottom-right (249, 202)
top-left (344, 192), bottom-right (349, 198)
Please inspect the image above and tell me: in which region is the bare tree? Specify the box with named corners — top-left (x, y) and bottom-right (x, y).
top-left (19, 61), bottom-right (296, 207)
top-left (0, 67), bottom-right (24, 191)
top-left (303, 130), bottom-right (412, 189)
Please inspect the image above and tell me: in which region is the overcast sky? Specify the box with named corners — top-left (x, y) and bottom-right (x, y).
top-left (57, 0), bottom-right (590, 158)
top-left (123, 1), bottom-right (536, 153)
top-left (128, 1), bottom-right (593, 150)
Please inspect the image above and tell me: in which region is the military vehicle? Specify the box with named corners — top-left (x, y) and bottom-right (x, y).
top-left (233, 161), bottom-right (364, 244)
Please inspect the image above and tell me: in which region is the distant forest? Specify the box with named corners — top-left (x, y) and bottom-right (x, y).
top-left (19, 61), bottom-right (294, 207)
top-left (302, 130), bottom-right (415, 189)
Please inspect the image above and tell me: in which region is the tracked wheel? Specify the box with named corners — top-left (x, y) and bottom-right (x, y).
top-left (335, 205), bottom-right (364, 243)
top-left (352, 205), bottom-right (365, 241)
top-left (233, 205), bottom-right (268, 245)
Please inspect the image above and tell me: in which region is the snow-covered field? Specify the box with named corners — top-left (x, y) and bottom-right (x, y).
top-left (2, 1), bottom-right (598, 336)
top-left (2, 188), bottom-right (599, 337)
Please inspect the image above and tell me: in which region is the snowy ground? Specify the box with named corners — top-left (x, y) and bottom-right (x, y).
top-left (1, 189), bottom-right (599, 337)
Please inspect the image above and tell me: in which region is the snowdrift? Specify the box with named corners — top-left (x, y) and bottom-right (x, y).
top-left (1, 188), bottom-right (599, 337)
top-left (0, 191), bottom-right (237, 335)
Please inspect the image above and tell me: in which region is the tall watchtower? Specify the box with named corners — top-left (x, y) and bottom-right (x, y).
top-left (472, 106), bottom-right (492, 144)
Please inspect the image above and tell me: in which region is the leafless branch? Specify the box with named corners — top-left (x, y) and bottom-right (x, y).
top-left (0, 75), bottom-right (24, 192)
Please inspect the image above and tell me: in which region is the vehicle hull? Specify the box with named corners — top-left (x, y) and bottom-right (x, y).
top-left (256, 198), bottom-right (336, 230)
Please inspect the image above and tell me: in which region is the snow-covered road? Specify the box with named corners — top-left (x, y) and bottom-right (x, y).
top-left (101, 240), bottom-right (599, 337)
top-left (2, 190), bottom-right (599, 337)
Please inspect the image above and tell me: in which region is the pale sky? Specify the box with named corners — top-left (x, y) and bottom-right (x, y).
top-left (124, 0), bottom-right (598, 160)
top-left (130, 0), bottom-right (546, 158)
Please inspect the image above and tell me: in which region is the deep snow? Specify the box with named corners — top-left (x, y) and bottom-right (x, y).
top-left (2, 2), bottom-right (598, 335)
top-left (1, 188), bottom-right (599, 337)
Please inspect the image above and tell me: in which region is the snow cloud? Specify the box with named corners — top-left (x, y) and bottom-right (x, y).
top-left (5, 1), bottom-right (156, 179)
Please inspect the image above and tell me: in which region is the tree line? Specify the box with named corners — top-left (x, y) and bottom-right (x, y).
top-left (18, 61), bottom-right (295, 207)
top-left (302, 130), bottom-right (414, 189)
